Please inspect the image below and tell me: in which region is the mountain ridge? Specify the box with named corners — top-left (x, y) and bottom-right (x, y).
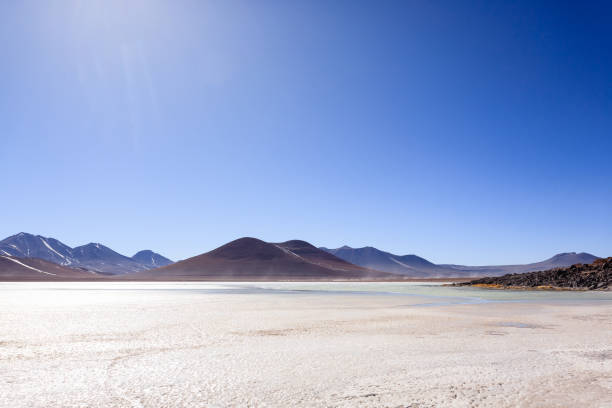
top-left (0, 232), bottom-right (602, 279)
top-left (0, 232), bottom-right (173, 274)
top-left (322, 246), bottom-right (600, 277)
top-left (130, 237), bottom-right (398, 280)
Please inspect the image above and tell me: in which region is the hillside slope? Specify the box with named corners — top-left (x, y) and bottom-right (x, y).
top-left (0, 255), bottom-right (101, 280)
top-left (131, 238), bottom-right (398, 280)
top-left (321, 246), bottom-right (441, 276)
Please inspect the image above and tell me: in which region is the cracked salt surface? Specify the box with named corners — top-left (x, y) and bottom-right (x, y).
top-left (0, 282), bottom-right (610, 407)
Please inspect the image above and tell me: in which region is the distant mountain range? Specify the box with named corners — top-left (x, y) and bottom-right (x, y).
top-left (130, 238), bottom-right (395, 280)
top-left (438, 252), bottom-right (600, 276)
top-left (0, 233), bottom-right (173, 274)
top-left (321, 246), bottom-right (600, 277)
top-left (321, 246), bottom-right (444, 277)
top-left (0, 232), bottom-right (603, 280)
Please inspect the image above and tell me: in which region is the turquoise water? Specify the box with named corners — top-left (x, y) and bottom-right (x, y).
top-left (2, 282), bottom-right (610, 306)
top-left (254, 282), bottom-right (612, 304)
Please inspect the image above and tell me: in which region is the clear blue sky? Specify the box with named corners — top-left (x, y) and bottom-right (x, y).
top-left (1, 0), bottom-right (610, 264)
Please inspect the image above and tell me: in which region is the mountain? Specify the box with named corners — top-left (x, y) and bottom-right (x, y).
top-left (1, 232), bottom-right (599, 279)
top-left (0, 232), bottom-right (74, 265)
top-left (321, 246), bottom-right (440, 276)
top-left (0, 255), bottom-right (100, 280)
top-left (531, 252), bottom-right (600, 270)
top-left (0, 233), bottom-right (173, 274)
top-left (322, 246), bottom-right (601, 277)
top-left (459, 257), bottom-right (611, 290)
top-left (440, 252), bottom-right (601, 276)
top-left (71, 243), bottom-right (149, 274)
top-left (132, 250), bottom-right (174, 268)
top-left (130, 237), bottom-right (399, 280)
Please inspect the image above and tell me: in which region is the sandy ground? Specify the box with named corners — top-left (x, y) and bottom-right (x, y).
top-left (0, 286), bottom-right (610, 408)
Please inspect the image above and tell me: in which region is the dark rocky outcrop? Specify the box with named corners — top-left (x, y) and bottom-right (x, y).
top-left (458, 257), bottom-right (611, 290)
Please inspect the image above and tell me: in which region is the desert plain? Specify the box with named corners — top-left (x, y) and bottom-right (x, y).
top-left (0, 282), bottom-right (610, 408)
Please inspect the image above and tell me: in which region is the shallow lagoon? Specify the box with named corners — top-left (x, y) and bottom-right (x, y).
top-left (2, 281), bottom-right (610, 305)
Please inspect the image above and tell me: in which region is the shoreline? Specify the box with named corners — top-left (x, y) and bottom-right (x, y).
top-left (455, 282), bottom-right (612, 291)
top-left (6, 277), bottom-right (612, 292)
top-left (0, 277), bottom-right (474, 283)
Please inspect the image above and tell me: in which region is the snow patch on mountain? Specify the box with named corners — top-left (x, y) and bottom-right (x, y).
top-left (40, 237), bottom-right (71, 264)
top-left (388, 256), bottom-right (415, 269)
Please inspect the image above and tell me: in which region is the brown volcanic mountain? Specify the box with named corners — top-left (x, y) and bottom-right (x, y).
top-left (0, 255), bottom-right (100, 280)
top-left (130, 237), bottom-right (399, 280)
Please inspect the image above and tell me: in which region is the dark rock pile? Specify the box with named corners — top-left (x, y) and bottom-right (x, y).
top-left (458, 257), bottom-right (611, 290)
